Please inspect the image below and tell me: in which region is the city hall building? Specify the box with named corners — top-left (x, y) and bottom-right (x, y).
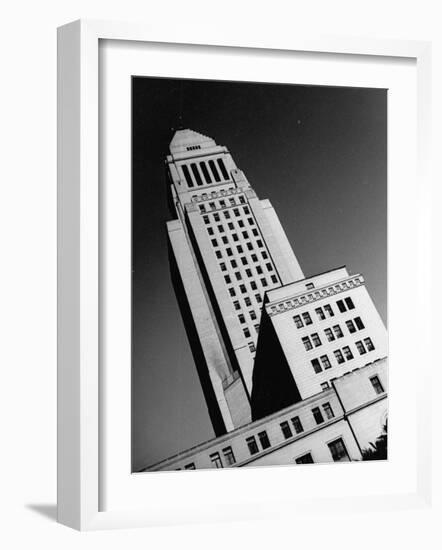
top-left (140, 129), bottom-right (388, 472)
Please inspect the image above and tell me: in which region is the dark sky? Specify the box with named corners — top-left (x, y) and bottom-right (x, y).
top-left (132, 77), bottom-right (387, 471)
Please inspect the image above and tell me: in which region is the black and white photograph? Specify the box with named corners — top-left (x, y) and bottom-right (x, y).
top-left (132, 77), bottom-right (388, 472)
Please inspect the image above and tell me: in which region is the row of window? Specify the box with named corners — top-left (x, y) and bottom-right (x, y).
top-left (211, 237), bottom-right (264, 252)
top-left (182, 376), bottom-right (385, 469)
top-left (181, 157), bottom-right (229, 188)
top-left (293, 297), bottom-right (356, 328)
top-left (219, 250), bottom-right (269, 270)
top-left (310, 338), bottom-right (375, 373)
top-left (200, 194), bottom-right (246, 213)
top-left (207, 218), bottom-right (256, 237)
top-left (203, 204), bottom-right (250, 222)
top-left (296, 438), bottom-right (350, 464)
top-left (301, 317), bottom-right (365, 350)
top-left (224, 263), bottom-right (274, 285)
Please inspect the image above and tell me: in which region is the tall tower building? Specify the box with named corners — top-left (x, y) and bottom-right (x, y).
top-left (166, 129), bottom-right (304, 433)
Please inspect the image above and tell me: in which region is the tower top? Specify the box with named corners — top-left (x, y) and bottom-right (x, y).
top-left (169, 128), bottom-right (217, 155)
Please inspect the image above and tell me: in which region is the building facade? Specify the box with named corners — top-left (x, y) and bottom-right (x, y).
top-left (143, 129), bottom-right (388, 471)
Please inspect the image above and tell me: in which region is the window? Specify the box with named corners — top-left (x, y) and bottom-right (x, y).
top-left (199, 204), bottom-right (207, 213)
top-left (370, 375), bottom-right (384, 395)
top-left (252, 228), bottom-right (259, 237)
top-left (243, 206), bottom-right (250, 214)
top-left (346, 320), bottom-right (356, 334)
top-left (262, 251), bottom-right (268, 260)
top-left (322, 402), bottom-right (335, 419)
top-left (215, 250), bottom-right (222, 259)
top-left (209, 201), bottom-right (216, 210)
top-left (237, 245), bottom-right (243, 254)
top-left (321, 382), bottom-right (330, 391)
top-left (243, 328), bottom-right (251, 338)
top-left (208, 227), bottom-right (214, 236)
top-left (226, 248), bottom-right (233, 257)
top-left (217, 158), bottom-right (229, 180)
top-left (210, 452), bottom-right (223, 468)
top-left (364, 337), bottom-right (375, 351)
top-left (312, 407), bottom-right (324, 424)
top-left (334, 349), bottom-right (345, 364)
top-left (228, 288), bottom-right (236, 297)
top-left (254, 324), bottom-right (260, 333)
top-left (203, 215), bottom-right (209, 224)
top-left (355, 340), bottom-right (366, 355)
top-left (257, 239), bottom-right (263, 248)
top-left (213, 213), bottom-right (220, 222)
top-left (311, 333), bottom-right (322, 347)
top-left (302, 336), bottom-right (313, 351)
top-left (181, 164), bottom-right (195, 187)
top-left (219, 200), bottom-right (226, 208)
top-left (248, 217), bottom-right (254, 225)
top-left (293, 315), bottom-right (303, 328)
top-left (229, 198), bottom-right (236, 206)
top-left (233, 208), bottom-right (240, 216)
top-left (246, 436), bottom-right (259, 455)
top-left (255, 294), bottom-right (262, 303)
top-left (320, 355), bottom-right (332, 369)
top-left (291, 416), bottom-right (304, 434)
top-left (315, 307), bottom-right (325, 320)
top-left (251, 281), bottom-right (257, 290)
top-left (184, 463), bottom-right (195, 470)
top-left (247, 242), bottom-right (253, 251)
top-left (224, 211), bottom-right (231, 219)
top-left (218, 224), bottom-right (225, 233)
top-left (296, 453), bottom-right (314, 464)
top-left (245, 297), bottom-right (252, 306)
top-left (241, 256), bottom-right (248, 266)
top-left (224, 275), bottom-right (231, 284)
top-left (336, 299), bottom-right (346, 313)
top-left (271, 275), bottom-right (278, 284)
top-left (250, 311), bottom-right (257, 320)
top-left (265, 263), bottom-right (272, 272)
top-left (324, 304), bottom-right (334, 317)
top-left (258, 431), bottom-right (271, 449)
top-left (221, 236), bottom-right (228, 245)
top-left (231, 259), bottom-right (238, 268)
top-left (328, 438), bottom-right (350, 462)
top-left (208, 159), bottom-right (221, 182)
top-left (325, 328), bottom-right (335, 342)
top-left (200, 161), bottom-right (212, 183)
top-left (238, 220), bottom-right (245, 228)
top-left (343, 346), bottom-right (354, 360)
top-left (256, 266), bottom-right (263, 275)
top-left (235, 271), bottom-right (242, 281)
top-left (211, 238), bottom-right (218, 247)
top-left (261, 278), bottom-right (268, 287)
top-left (222, 446), bottom-right (236, 466)
top-left (306, 282), bottom-right (315, 290)
top-left (311, 358), bottom-right (322, 373)
top-left (242, 231), bottom-right (249, 239)
top-left (248, 342), bottom-right (256, 353)
top-left (240, 284), bottom-right (247, 294)
top-left (233, 301), bottom-right (240, 310)
top-left (238, 314), bottom-right (245, 324)
top-left (251, 254), bottom-right (258, 262)
top-left (232, 233), bottom-right (239, 242)
top-left (354, 316), bottom-right (365, 330)
top-left (280, 421), bottom-right (293, 439)
top-left (228, 222), bottom-right (234, 230)
top-left (345, 297), bottom-right (355, 310)
top-left (302, 312), bottom-right (312, 325)
top-left (333, 325), bottom-right (343, 338)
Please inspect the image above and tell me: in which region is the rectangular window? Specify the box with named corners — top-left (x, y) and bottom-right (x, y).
top-left (237, 245), bottom-right (243, 254)
top-left (271, 275), bottom-right (278, 284)
top-left (226, 248), bottom-right (233, 257)
top-left (311, 358), bottom-right (322, 374)
top-left (203, 215), bottom-right (209, 224)
top-left (354, 316), bottom-right (365, 330)
top-left (261, 278), bottom-right (268, 287)
top-left (280, 421), bottom-right (293, 439)
top-left (306, 282), bottom-right (315, 290)
top-left (224, 211), bottom-right (231, 219)
top-left (242, 231), bottom-right (249, 239)
top-left (266, 263), bottom-right (273, 272)
top-left (199, 204), bottom-right (206, 213)
top-left (248, 342), bottom-right (256, 353)
top-left (355, 340), bottom-right (366, 355)
top-left (343, 346), bottom-right (354, 360)
top-left (364, 337), bottom-right (375, 351)
top-left (228, 288), bottom-right (236, 297)
top-left (233, 208), bottom-right (240, 217)
top-left (370, 375), bottom-right (384, 395)
top-left (325, 328), bottom-right (335, 342)
top-left (238, 220), bottom-right (245, 228)
top-left (251, 254), bottom-right (258, 262)
top-left (239, 195), bottom-right (246, 204)
top-left (336, 299), bottom-right (346, 313)
top-left (182, 164), bottom-right (194, 187)
top-left (255, 294), bottom-right (262, 303)
top-left (248, 217), bottom-right (254, 225)
top-left (222, 446), bottom-right (236, 466)
top-left (243, 328), bottom-right (251, 338)
top-left (215, 250), bottom-right (222, 259)
top-left (209, 201), bottom-right (216, 210)
top-left (209, 159), bottom-right (221, 182)
top-left (224, 275), bottom-right (231, 284)
top-left (251, 281), bottom-right (258, 290)
top-left (240, 284), bottom-right (247, 294)
top-left (235, 271), bottom-right (242, 281)
top-left (295, 453), bottom-right (314, 464)
top-left (184, 462), bottom-right (196, 470)
top-left (250, 311), bottom-right (257, 321)
top-left (232, 233), bottom-right (239, 242)
top-left (320, 382), bottom-right (330, 391)
top-left (211, 238), bottom-right (218, 247)
top-left (210, 452), bottom-right (223, 468)
top-left (247, 242), bottom-right (253, 251)
top-left (228, 222), bottom-right (234, 230)
top-left (246, 268), bottom-right (252, 277)
top-left (315, 307), bottom-right (326, 320)
top-left (221, 236), bottom-right (228, 245)
top-left (243, 206), bottom-right (250, 215)
top-left (302, 312), bottom-right (313, 325)
top-left (207, 227), bottom-right (214, 236)
top-left (324, 304), bottom-right (334, 317)
top-left (345, 297), bottom-right (355, 310)
top-left (241, 256), bottom-right (247, 266)
top-left (320, 355), bottom-right (332, 369)
top-left (333, 325), bottom-right (343, 338)
top-left (291, 416), bottom-right (304, 434)
top-left (256, 266), bottom-right (263, 274)
top-left (346, 320), bottom-right (356, 333)
top-left (245, 297), bottom-right (251, 306)
top-left (322, 402), bottom-right (335, 419)
top-left (334, 349), bottom-right (345, 364)
top-left (213, 213), bottom-right (220, 222)
top-left (302, 336), bottom-right (313, 351)
top-left (312, 407), bottom-right (324, 425)
top-left (229, 197), bottom-right (236, 206)
top-left (311, 333), bottom-right (322, 347)
top-left (328, 438), bottom-right (350, 462)
top-left (294, 315), bottom-right (303, 328)
top-left (200, 161), bottom-right (212, 183)
top-left (245, 437), bottom-right (258, 455)
top-left (254, 324), bottom-right (260, 333)
top-left (252, 229), bottom-right (259, 237)
top-left (238, 314), bottom-right (245, 324)
top-left (220, 263), bottom-right (226, 272)
top-left (262, 251), bottom-right (268, 260)
top-left (257, 239), bottom-right (263, 248)
top-left (231, 259), bottom-right (237, 268)
top-left (219, 200), bottom-right (226, 208)
top-left (217, 158), bottom-right (229, 180)
top-left (258, 431), bottom-right (271, 449)
top-left (233, 300), bottom-right (240, 310)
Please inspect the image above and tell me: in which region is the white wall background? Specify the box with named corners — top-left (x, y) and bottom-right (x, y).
top-left (0, 1), bottom-right (441, 548)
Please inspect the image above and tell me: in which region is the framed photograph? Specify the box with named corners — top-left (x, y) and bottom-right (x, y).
top-left (57, 19), bottom-right (432, 530)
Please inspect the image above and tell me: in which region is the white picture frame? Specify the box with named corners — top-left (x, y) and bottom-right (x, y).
top-left (57, 19), bottom-right (432, 531)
